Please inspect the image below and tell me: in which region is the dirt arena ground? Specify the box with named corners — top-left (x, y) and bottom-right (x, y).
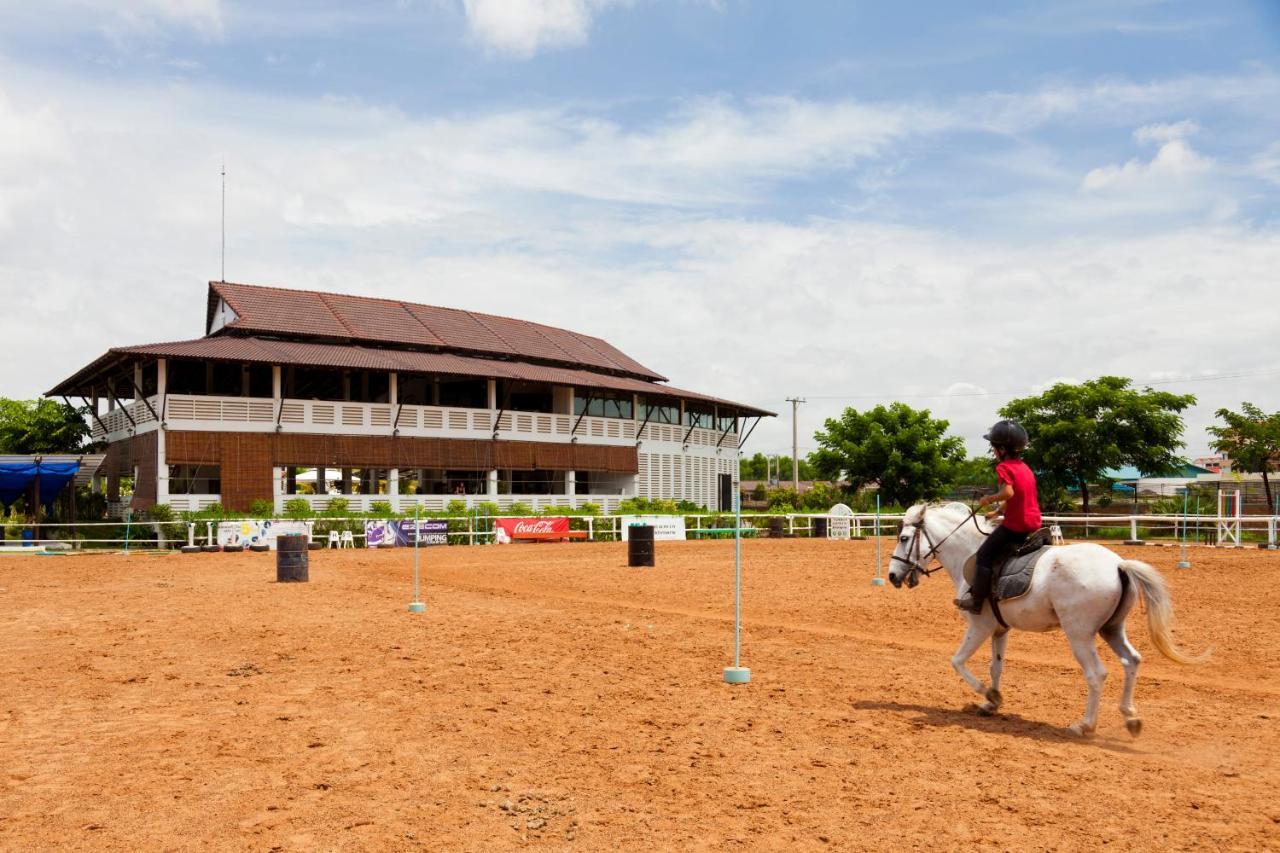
top-left (1, 538), bottom-right (1277, 852)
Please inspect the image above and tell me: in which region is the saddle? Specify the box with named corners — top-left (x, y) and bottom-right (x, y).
top-left (962, 527), bottom-right (1054, 605)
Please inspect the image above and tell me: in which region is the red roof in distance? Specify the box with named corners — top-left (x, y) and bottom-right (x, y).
top-left (208, 281), bottom-right (664, 382)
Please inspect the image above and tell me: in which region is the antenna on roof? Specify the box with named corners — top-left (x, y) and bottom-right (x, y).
top-left (220, 157), bottom-right (226, 283)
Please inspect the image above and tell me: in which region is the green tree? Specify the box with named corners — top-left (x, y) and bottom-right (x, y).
top-left (1207, 403), bottom-right (1280, 511)
top-left (0, 398), bottom-right (94, 454)
top-left (999, 376), bottom-right (1195, 516)
top-left (739, 452), bottom-right (769, 480)
top-left (810, 403), bottom-right (966, 506)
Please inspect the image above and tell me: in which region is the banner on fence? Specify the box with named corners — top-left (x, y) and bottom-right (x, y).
top-left (493, 516), bottom-right (569, 544)
top-left (216, 520), bottom-right (311, 549)
top-left (619, 515), bottom-right (687, 541)
top-left (364, 519), bottom-right (450, 547)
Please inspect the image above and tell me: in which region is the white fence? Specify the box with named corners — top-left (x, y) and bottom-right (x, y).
top-left (6, 511), bottom-right (1277, 552)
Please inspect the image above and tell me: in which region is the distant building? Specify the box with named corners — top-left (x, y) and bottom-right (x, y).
top-left (48, 281), bottom-right (772, 516)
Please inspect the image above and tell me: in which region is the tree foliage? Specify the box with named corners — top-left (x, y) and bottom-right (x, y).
top-left (1208, 402), bottom-right (1280, 511)
top-left (739, 452), bottom-right (815, 482)
top-left (810, 403), bottom-right (966, 506)
top-left (999, 376), bottom-right (1195, 515)
top-left (0, 398), bottom-right (94, 454)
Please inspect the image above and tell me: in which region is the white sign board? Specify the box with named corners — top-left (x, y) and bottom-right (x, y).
top-left (217, 520), bottom-right (311, 549)
top-left (620, 515), bottom-right (687, 541)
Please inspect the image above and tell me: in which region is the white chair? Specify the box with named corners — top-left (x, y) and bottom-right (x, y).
top-left (1049, 523), bottom-right (1064, 546)
top-left (327, 531), bottom-right (340, 548)
top-left (340, 530), bottom-right (355, 548)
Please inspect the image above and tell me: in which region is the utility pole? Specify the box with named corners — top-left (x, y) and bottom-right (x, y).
top-left (786, 397), bottom-right (805, 496)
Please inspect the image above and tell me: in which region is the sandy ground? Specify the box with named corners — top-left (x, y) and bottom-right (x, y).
top-left (1, 538), bottom-right (1277, 852)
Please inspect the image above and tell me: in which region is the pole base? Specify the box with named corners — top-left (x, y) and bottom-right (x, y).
top-left (870, 577), bottom-right (886, 586)
top-left (723, 666), bottom-right (751, 684)
top-left (1176, 560), bottom-right (1191, 570)
top-left (408, 601), bottom-right (426, 613)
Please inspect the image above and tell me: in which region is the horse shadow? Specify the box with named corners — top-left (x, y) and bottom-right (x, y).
top-left (851, 699), bottom-right (1140, 754)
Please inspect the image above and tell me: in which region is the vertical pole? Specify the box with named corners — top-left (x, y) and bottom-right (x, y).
top-left (123, 509), bottom-right (132, 555)
top-left (785, 397), bottom-right (805, 496)
top-left (871, 493), bottom-right (885, 585)
top-left (409, 504), bottom-right (425, 613)
top-left (1177, 489), bottom-right (1191, 569)
top-left (724, 451), bottom-right (749, 684)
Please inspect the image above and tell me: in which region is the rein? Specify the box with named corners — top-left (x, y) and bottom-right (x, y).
top-left (891, 504), bottom-right (988, 587)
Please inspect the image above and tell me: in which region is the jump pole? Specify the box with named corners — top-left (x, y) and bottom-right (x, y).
top-left (724, 458), bottom-right (750, 684)
top-left (871, 493), bottom-right (885, 585)
top-left (1176, 489), bottom-right (1191, 570)
top-left (408, 505), bottom-right (425, 613)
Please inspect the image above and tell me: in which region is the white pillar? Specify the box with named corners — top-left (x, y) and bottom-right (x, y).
top-left (155, 429), bottom-right (169, 506)
top-left (488, 469), bottom-right (498, 497)
top-left (487, 379), bottom-right (497, 410)
top-left (272, 365), bottom-right (282, 399)
top-left (565, 470), bottom-right (575, 497)
top-left (156, 358), bottom-right (167, 401)
top-left (133, 361), bottom-right (143, 400)
top-left (272, 466), bottom-right (285, 513)
top-left (389, 468), bottom-right (400, 497)
top-left (389, 372), bottom-right (398, 405)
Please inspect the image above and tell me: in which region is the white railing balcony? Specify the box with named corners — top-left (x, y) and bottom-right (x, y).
top-left (90, 396), bottom-right (161, 442)
top-left (155, 394), bottom-right (739, 452)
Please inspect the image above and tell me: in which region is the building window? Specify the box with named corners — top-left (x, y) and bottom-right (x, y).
top-left (684, 403), bottom-right (714, 428)
top-left (167, 359), bottom-right (207, 395)
top-left (439, 379), bottom-right (488, 409)
top-left (247, 364), bottom-right (273, 398)
top-left (574, 390), bottom-right (634, 420)
top-left (210, 362), bottom-right (244, 397)
top-left (504, 469), bottom-right (560, 495)
top-left (716, 411), bottom-right (738, 433)
top-left (169, 465), bottom-right (220, 494)
top-left (640, 398), bottom-right (679, 424)
top-left (500, 380), bottom-right (554, 414)
top-left (286, 366), bottom-right (345, 401)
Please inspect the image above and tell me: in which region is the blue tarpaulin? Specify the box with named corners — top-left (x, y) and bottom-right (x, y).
top-left (0, 461), bottom-right (80, 509)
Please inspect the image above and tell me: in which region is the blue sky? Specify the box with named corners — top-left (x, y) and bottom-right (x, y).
top-left (1, 0), bottom-right (1278, 460)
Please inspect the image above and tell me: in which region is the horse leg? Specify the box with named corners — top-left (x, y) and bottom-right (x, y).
top-left (978, 630), bottom-right (1009, 715)
top-left (1065, 630), bottom-right (1107, 737)
top-left (1101, 623), bottom-right (1143, 737)
top-left (950, 619), bottom-right (996, 704)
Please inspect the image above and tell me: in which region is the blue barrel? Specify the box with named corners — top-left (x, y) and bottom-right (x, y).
top-left (276, 534), bottom-right (309, 582)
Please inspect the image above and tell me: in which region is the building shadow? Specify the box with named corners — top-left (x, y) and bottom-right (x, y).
top-left (851, 699), bottom-right (1139, 753)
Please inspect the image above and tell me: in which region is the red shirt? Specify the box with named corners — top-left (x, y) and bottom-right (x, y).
top-left (996, 459), bottom-right (1042, 533)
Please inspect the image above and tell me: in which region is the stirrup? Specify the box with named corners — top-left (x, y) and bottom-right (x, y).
top-left (953, 595), bottom-right (983, 614)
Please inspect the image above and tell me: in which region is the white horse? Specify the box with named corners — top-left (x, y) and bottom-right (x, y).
top-left (887, 502), bottom-right (1205, 737)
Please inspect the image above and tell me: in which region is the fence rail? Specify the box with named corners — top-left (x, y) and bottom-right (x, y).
top-left (4, 510), bottom-right (1277, 552)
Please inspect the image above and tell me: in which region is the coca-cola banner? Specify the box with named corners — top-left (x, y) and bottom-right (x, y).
top-left (493, 516), bottom-right (570, 543)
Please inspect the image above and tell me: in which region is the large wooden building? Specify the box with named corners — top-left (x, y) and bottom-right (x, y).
top-left (48, 282), bottom-right (771, 515)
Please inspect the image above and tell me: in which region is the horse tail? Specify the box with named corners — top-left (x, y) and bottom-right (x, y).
top-left (1118, 560), bottom-right (1210, 665)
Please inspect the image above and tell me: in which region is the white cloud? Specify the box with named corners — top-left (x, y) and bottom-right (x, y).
top-left (461, 0), bottom-right (624, 58)
top-left (1082, 138), bottom-right (1212, 191)
top-left (1133, 119), bottom-right (1199, 145)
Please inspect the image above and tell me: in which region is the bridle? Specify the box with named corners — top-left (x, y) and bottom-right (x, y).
top-left (890, 504), bottom-right (987, 588)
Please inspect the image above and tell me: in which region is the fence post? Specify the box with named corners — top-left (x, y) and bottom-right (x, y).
top-left (587, 516), bottom-right (594, 542)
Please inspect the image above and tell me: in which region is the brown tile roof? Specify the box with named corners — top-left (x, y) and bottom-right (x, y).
top-left (208, 281), bottom-right (664, 381)
top-left (47, 336), bottom-right (774, 417)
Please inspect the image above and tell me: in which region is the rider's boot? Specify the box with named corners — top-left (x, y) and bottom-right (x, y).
top-left (953, 592), bottom-right (983, 614)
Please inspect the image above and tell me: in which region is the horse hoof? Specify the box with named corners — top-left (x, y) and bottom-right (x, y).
top-left (975, 702), bottom-right (997, 717)
top-left (1068, 723), bottom-right (1096, 738)
top-left (1125, 717), bottom-right (1143, 738)
top-left (984, 688), bottom-right (1003, 707)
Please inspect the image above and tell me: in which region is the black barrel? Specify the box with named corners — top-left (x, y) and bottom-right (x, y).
top-left (276, 534), bottom-right (310, 582)
top-left (768, 517), bottom-right (785, 538)
top-left (812, 517), bottom-right (828, 538)
top-left (627, 524), bottom-right (655, 567)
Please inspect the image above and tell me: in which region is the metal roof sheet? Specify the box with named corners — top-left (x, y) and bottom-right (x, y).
top-left (208, 281), bottom-right (666, 381)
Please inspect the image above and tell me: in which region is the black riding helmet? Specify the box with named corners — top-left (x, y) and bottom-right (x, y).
top-left (984, 419), bottom-right (1029, 453)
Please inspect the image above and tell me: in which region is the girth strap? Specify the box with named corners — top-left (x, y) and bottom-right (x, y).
top-left (990, 597), bottom-right (1008, 630)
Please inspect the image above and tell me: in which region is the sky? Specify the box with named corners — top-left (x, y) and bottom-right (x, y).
top-left (1, 0), bottom-right (1278, 462)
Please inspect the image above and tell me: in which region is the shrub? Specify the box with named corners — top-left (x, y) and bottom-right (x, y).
top-left (324, 497), bottom-right (350, 517)
top-left (507, 501), bottom-right (533, 516)
top-left (369, 500), bottom-right (395, 517)
top-left (248, 499), bottom-right (274, 518)
top-left (146, 504), bottom-right (174, 522)
top-left (618, 497), bottom-right (680, 515)
top-left (283, 498), bottom-right (314, 520)
top-left (578, 502), bottom-right (601, 516)
top-left (476, 501), bottom-right (500, 518)
top-left (446, 499), bottom-right (468, 515)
